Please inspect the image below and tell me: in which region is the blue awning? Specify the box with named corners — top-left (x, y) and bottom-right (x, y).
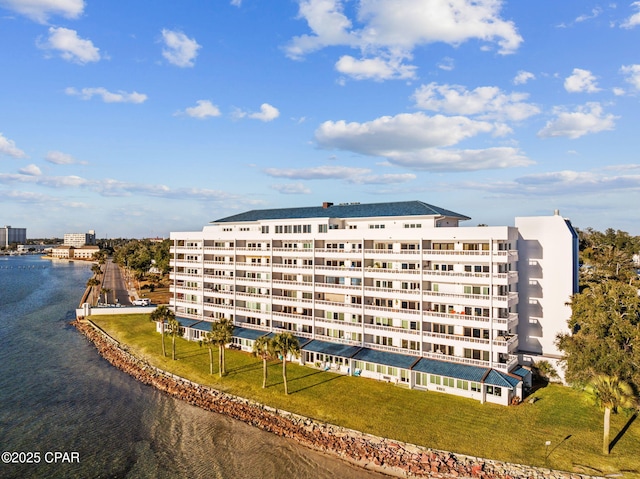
top-left (177, 317), bottom-right (203, 328)
top-left (233, 326), bottom-right (269, 340)
top-left (353, 348), bottom-right (420, 369)
top-left (412, 358), bottom-right (520, 389)
top-left (302, 340), bottom-right (361, 358)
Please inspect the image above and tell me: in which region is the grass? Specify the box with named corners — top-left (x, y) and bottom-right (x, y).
top-left (90, 313), bottom-right (640, 478)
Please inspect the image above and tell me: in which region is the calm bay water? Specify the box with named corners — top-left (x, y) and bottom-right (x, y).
top-left (0, 256), bottom-right (386, 479)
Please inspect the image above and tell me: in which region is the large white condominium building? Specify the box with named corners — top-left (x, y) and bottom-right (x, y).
top-left (169, 201), bottom-right (578, 405)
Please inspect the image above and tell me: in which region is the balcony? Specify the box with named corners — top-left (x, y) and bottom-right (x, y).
top-left (364, 323), bottom-right (421, 336)
top-left (315, 282), bottom-right (362, 292)
top-left (363, 304), bottom-right (421, 318)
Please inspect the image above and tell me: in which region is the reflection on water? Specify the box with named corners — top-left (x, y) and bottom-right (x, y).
top-left (0, 256), bottom-right (386, 478)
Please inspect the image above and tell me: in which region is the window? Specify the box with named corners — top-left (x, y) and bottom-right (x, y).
top-left (430, 375), bottom-right (441, 385)
top-left (318, 224), bottom-right (328, 233)
top-left (443, 377), bottom-right (455, 387)
top-left (456, 380), bottom-right (469, 390)
top-left (470, 382), bottom-right (481, 392)
top-left (261, 226), bottom-right (269, 234)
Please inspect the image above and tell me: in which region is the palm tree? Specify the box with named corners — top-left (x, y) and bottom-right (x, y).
top-left (252, 336), bottom-right (274, 388)
top-left (91, 263), bottom-right (103, 276)
top-left (272, 332), bottom-right (300, 395)
top-left (99, 287), bottom-right (111, 304)
top-left (166, 316), bottom-right (181, 360)
top-left (150, 305), bottom-right (174, 357)
top-left (585, 374), bottom-right (637, 455)
top-left (210, 318), bottom-right (234, 377)
top-left (86, 277), bottom-right (100, 305)
top-left (199, 328), bottom-right (216, 375)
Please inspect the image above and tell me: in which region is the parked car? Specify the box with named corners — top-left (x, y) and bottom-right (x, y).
top-left (132, 298), bottom-right (150, 306)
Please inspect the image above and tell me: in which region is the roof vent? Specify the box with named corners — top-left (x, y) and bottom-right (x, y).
top-left (554, 209), bottom-right (560, 216)
top-left (322, 202), bottom-right (333, 209)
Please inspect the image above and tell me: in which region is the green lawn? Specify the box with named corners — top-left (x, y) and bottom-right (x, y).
top-left (90, 314), bottom-right (640, 478)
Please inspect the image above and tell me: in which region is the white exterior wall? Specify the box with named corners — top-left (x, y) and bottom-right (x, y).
top-left (515, 213), bottom-right (578, 371)
top-left (170, 213), bottom-right (522, 374)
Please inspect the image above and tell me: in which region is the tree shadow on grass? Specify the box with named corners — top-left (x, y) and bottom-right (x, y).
top-left (609, 411), bottom-right (638, 453)
top-left (267, 369), bottom-right (344, 394)
top-left (289, 374), bottom-right (343, 394)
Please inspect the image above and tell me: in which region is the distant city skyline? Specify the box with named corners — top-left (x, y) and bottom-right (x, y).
top-left (1, 1), bottom-right (640, 237)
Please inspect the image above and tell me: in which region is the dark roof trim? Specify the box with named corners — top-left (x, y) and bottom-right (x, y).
top-left (213, 200), bottom-right (470, 223)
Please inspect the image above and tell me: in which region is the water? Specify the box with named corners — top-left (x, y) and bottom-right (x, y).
top-left (0, 256), bottom-right (386, 479)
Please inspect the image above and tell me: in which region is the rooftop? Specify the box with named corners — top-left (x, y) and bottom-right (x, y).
top-left (213, 200), bottom-right (470, 223)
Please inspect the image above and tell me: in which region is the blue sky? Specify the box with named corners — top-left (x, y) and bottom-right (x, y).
top-left (1, 0), bottom-right (640, 238)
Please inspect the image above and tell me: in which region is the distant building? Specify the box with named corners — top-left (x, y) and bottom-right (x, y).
top-left (168, 200), bottom-right (579, 405)
top-left (1, 226), bottom-right (27, 248)
top-left (51, 244), bottom-right (100, 260)
top-left (64, 230), bottom-right (96, 247)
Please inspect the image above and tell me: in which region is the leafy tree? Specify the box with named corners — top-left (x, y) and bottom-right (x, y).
top-left (210, 318), bottom-right (234, 377)
top-left (252, 336), bottom-right (274, 388)
top-left (585, 375), bottom-right (637, 455)
top-left (150, 305), bottom-right (175, 357)
top-left (166, 316), bottom-right (181, 360)
top-left (532, 360), bottom-right (559, 383)
top-left (272, 332), bottom-right (300, 395)
top-left (153, 239), bottom-right (171, 274)
top-left (556, 280), bottom-right (640, 389)
top-left (578, 228), bottom-right (640, 285)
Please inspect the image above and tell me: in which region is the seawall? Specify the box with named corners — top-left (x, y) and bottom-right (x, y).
top-left (73, 319), bottom-right (601, 479)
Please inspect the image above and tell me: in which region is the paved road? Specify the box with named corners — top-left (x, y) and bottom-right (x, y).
top-left (102, 258), bottom-right (132, 305)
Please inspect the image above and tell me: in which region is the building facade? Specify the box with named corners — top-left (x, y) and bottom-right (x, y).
top-left (169, 201), bottom-right (578, 405)
top-left (1, 225), bottom-right (27, 248)
top-left (64, 230), bottom-right (96, 247)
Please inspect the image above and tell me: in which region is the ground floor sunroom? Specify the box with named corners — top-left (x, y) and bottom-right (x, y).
top-left (156, 317), bottom-right (529, 406)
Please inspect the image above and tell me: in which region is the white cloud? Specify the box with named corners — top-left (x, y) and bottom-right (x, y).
top-left (0, 133), bottom-right (27, 158)
top-left (161, 29), bottom-right (201, 67)
top-left (39, 27), bottom-right (100, 64)
top-left (0, 0), bottom-right (84, 23)
top-left (286, 0), bottom-right (522, 80)
top-left (413, 82), bottom-right (540, 121)
top-left (314, 112), bottom-right (532, 171)
top-left (575, 7), bottom-right (602, 23)
top-left (621, 1), bottom-right (640, 28)
top-left (265, 165), bottom-right (370, 180)
top-left (513, 70), bottom-right (535, 85)
top-left (335, 54), bottom-right (416, 81)
top-left (349, 173), bottom-right (416, 184)
top-left (437, 57), bottom-right (455, 71)
top-left (235, 103), bottom-right (280, 122)
top-left (264, 165), bottom-right (416, 184)
top-left (620, 64), bottom-right (640, 89)
top-left (459, 167), bottom-right (640, 198)
top-left (537, 102), bottom-right (617, 139)
top-left (230, 0), bottom-right (242, 6)
top-left (18, 164), bottom-right (42, 176)
top-left (0, 171), bottom-right (242, 202)
top-left (65, 87), bottom-right (148, 103)
top-left (316, 112), bottom-right (497, 153)
top-left (180, 100), bottom-right (221, 119)
top-left (45, 150), bottom-right (85, 165)
top-left (383, 147), bottom-right (532, 172)
top-left (271, 183), bottom-right (312, 194)
top-left (564, 68), bottom-right (601, 93)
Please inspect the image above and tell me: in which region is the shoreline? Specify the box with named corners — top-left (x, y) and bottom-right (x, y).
top-left (73, 318), bottom-right (603, 479)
